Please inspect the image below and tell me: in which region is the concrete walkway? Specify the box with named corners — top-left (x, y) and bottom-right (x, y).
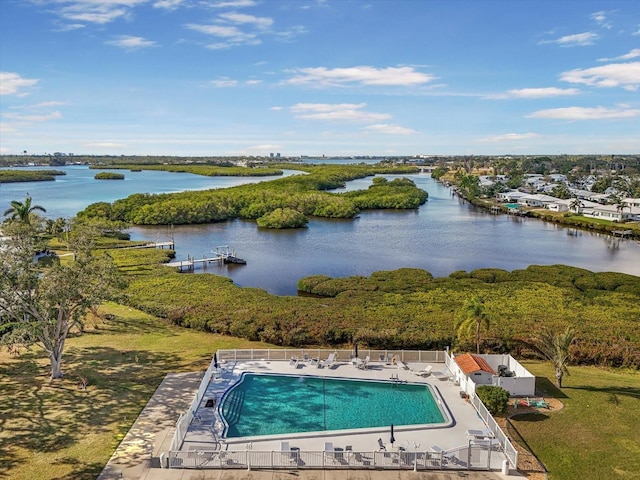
top-left (98, 372), bottom-right (526, 480)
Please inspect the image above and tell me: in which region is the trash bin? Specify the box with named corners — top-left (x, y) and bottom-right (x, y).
top-left (501, 459), bottom-right (509, 474)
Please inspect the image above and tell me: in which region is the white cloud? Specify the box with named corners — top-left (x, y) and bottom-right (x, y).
top-left (486, 87), bottom-right (580, 99)
top-left (590, 10), bottom-right (612, 29)
top-left (245, 79), bottom-right (262, 85)
top-left (539, 31), bottom-right (598, 47)
top-left (210, 77), bottom-right (238, 87)
top-left (0, 72), bottom-right (38, 96)
top-left (185, 22), bottom-right (260, 48)
top-left (4, 111), bottom-right (63, 122)
top-left (218, 12), bottom-right (273, 29)
top-left (598, 49), bottom-right (640, 62)
top-left (283, 66), bottom-right (436, 87)
top-left (207, 0), bottom-right (256, 7)
top-left (479, 133), bottom-right (541, 143)
top-left (82, 141), bottom-right (127, 148)
top-left (560, 62), bottom-right (640, 91)
top-left (290, 103), bottom-right (391, 122)
top-left (186, 24), bottom-right (243, 37)
top-left (363, 124), bottom-right (417, 135)
top-left (105, 35), bottom-right (157, 49)
top-left (153, 0), bottom-right (184, 10)
top-left (528, 106), bottom-right (640, 120)
top-left (17, 101), bottom-right (65, 109)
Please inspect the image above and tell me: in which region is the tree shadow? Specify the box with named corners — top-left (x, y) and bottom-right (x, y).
top-left (0, 346), bottom-right (184, 478)
top-left (564, 384), bottom-right (640, 401)
top-left (535, 376), bottom-right (569, 399)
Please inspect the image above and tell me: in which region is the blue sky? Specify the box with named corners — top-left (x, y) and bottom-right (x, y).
top-left (1, 0), bottom-right (639, 157)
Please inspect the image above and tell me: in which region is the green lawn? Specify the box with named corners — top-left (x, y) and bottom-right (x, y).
top-left (513, 362), bottom-right (640, 480)
top-left (0, 303), bottom-right (270, 480)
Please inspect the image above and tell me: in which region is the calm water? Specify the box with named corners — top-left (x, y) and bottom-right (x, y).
top-left (2, 166), bottom-right (640, 295)
top-left (221, 374), bottom-right (445, 438)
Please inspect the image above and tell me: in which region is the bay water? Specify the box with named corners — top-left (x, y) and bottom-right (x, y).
top-left (2, 166), bottom-right (639, 295)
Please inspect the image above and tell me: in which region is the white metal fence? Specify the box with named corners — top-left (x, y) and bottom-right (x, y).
top-left (216, 348), bottom-right (448, 363)
top-left (167, 444), bottom-right (497, 470)
top-left (170, 354), bottom-right (218, 451)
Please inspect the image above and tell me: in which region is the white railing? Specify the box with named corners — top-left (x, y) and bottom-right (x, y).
top-left (216, 348), bottom-right (447, 364)
top-left (166, 447), bottom-right (489, 470)
top-left (170, 355), bottom-right (219, 451)
top-left (470, 394), bottom-right (518, 468)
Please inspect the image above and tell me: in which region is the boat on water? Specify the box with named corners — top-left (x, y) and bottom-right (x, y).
top-left (215, 245), bottom-right (246, 265)
top-left (224, 255), bottom-right (246, 265)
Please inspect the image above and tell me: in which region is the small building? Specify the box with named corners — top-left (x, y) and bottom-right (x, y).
top-left (447, 352), bottom-right (536, 397)
top-left (518, 194), bottom-right (560, 208)
top-left (496, 190), bottom-right (527, 202)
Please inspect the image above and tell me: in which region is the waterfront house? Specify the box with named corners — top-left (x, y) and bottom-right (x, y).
top-left (496, 190), bottom-right (527, 202)
top-left (584, 204), bottom-right (635, 222)
top-left (517, 194), bottom-right (561, 208)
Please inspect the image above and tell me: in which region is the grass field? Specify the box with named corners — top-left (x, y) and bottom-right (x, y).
top-left (513, 362), bottom-right (640, 480)
top-left (0, 303), bottom-right (269, 480)
top-left (1, 303), bottom-right (638, 480)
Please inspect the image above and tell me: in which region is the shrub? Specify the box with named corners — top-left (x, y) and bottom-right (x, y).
top-left (256, 207), bottom-right (308, 229)
top-left (476, 385), bottom-right (510, 415)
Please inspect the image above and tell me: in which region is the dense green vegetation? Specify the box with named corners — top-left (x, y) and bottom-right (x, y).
top-left (476, 385), bottom-right (509, 414)
top-left (256, 207), bottom-right (309, 228)
top-left (94, 172), bottom-right (125, 180)
top-left (110, 245), bottom-right (640, 368)
top-left (89, 163), bottom-right (283, 177)
top-left (0, 169), bottom-right (66, 182)
top-left (78, 164), bottom-right (426, 226)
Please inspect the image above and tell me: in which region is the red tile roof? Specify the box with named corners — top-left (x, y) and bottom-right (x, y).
top-left (455, 353), bottom-right (496, 375)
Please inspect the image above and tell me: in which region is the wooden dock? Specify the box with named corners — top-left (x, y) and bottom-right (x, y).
top-left (118, 241), bottom-right (175, 250)
top-left (612, 229), bottom-right (633, 238)
top-left (165, 255), bottom-right (224, 272)
top-left (164, 246), bottom-right (245, 272)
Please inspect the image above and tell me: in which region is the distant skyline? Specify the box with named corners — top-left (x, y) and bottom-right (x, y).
top-left (1, 0), bottom-right (639, 157)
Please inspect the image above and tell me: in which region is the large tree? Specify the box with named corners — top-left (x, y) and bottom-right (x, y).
top-left (455, 295), bottom-right (491, 354)
top-left (0, 221), bottom-right (123, 379)
top-left (3, 194), bottom-right (46, 225)
top-left (530, 327), bottom-right (577, 388)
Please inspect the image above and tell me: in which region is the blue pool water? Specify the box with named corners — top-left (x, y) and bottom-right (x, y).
top-left (220, 374), bottom-right (447, 438)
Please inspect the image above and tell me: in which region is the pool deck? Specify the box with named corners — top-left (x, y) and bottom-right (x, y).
top-left (98, 365), bottom-right (526, 480)
top-left (184, 359), bottom-right (504, 463)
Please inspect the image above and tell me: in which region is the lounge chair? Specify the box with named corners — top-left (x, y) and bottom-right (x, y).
top-left (378, 438), bottom-right (387, 451)
top-left (430, 445), bottom-right (457, 465)
top-left (289, 357), bottom-right (299, 367)
top-left (378, 353), bottom-right (386, 363)
top-left (466, 428), bottom-right (493, 439)
top-left (303, 353), bottom-right (310, 362)
top-left (414, 365), bottom-right (433, 377)
top-left (324, 352), bottom-right (336, 368)
top-left (310, 357), bottom-right (319, 366)
top-left (324, 442), bottom-right (335, 463)
top-left (358, 355), bottom-right (370, 369)
top-left (281, 441), bottom-right (296, 463)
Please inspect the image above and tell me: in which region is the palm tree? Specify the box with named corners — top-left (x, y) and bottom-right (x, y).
top-left (3, 195), bottom-right (46, 225)
top-left (455, 295), bottom-right (490, 354)
top-left (530, 327), bottom-right (576, 388)
top-left (569, 198), bottom-right (584, 214)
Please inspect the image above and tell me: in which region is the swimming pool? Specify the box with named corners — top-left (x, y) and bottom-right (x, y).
top-left (219, 373), bottom-right (449, 438)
